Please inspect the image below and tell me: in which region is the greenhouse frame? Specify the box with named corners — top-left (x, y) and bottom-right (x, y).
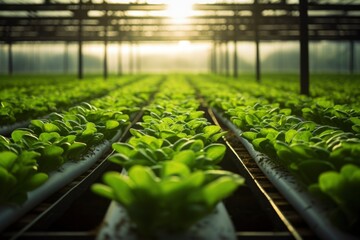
top-left (1, 0), bottom-right (360, 239)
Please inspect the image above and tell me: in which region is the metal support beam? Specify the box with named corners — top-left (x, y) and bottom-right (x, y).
top-left (8, 42), bottom-right (13, 76)
top-left (103, 12), bottom-right (108, 80)
top-left (78, 36), bottom-right (83, 79)
top-left (77, 1), bottom-right (83, 79)
top-left (350, 40), bottom-right (355, 74)
top-left (233, 10), bottom-right (239, 79)
top-left (136, 43), bottom-right (141, 73)
top-left (209, 46), bottom-right (213, 74)
top-left (64, 42), bottom-right (68, 74)
top-left (213, 42), bottom-right (217, 74)
top-left (225, 41), bottom-right (230, 77)
top-left (103, 38), bottom-right (108, 80)
top-left (129, 42), bottom-right (134, 74)
top-left (118, 42), bottom-right (122, 76)
top-left (255, 37), bottom-right (261, 82)
top-left (300, 0), bottom-right (309, 95)
top-left (254, 0), bottom-right (261, 82)
top-left (233, 40), bottom-right (238, 78)
top-left (219, 42), bottom-right (224, 75)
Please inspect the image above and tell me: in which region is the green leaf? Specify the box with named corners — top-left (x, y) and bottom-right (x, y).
top-left (128, 166), bottom-right (160, 197)
top-left (82, 122), bottom-right (97, 136)
top-left (290, 143), bottom-right (314, 159)
top-left (25, 173), bottom-right (48, 190)
top-left (211, 131), bottom-right (227, 142)
top-left (21, 134), bottom-right (39, 147)
top-left (39, 132), bottom-right (61, 142)
top-left (160, 130), bottom-right (177, 139)
top-left (103, 172), bottom-right (134, 206)
top-left (252, 138), bottom-right (268, 151)
top-left (30, 119), bottom-right (44, 131)
top-left (112, 142), bottom-right (135, 156)
top-left (189, 111), bottom-right (204, 119)
top-left (129, 128), bottom-right (145, 138)
top-left (350, 117), bottom-right (360, 125)
top-left (245, 114), bottom-right (259, 126)
top-left (172, 150), bottom-right (196, 167)
top-left (352, 125), bottom-right (360, 133)
top-left (19, 150), bottom-right (41, 163)
top-left (319, 171), bottom-right (345, 205)
top-left (285, 129), bottom-right (298, 143)
top-left (179, 139), bottom-right (204, 152)
top-left (67, 142), bottom-right (87, 159)
top-left (202, 178), bottom-right (240, 207)
top-left (11, 129), bottom-right (32, 142)
top-left (280, 108), bottom-right (292, 115)
top-left (203, 125), bottom-right (221, 136)
top-left (106, 120), bottom-right (120, 130)
top-left (43, 145), bottom-right (64, 158)
top-left (296, 160), bottom-right (335, 185)
top-left (0, 151), bottom-right (17, 169)
top-left (316, 98), bottom-right (333, 108)
top-left (44, 123), bottom-right (61, 133)
top-left (108, 153), bottom-right (130, 166)
top-left (204, 144), bottom-right (226, 164)
top-left (242, 131), bottom-right (258, 141)
top-left (162, 161), bottom-right (191, 178)
top-left (91, 183), bottom-right (114, 200)
top-left (292, 131), bottom-right (312, 143)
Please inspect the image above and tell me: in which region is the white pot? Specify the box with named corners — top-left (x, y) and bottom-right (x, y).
top-left (97, 201), bottom-right (237, 240)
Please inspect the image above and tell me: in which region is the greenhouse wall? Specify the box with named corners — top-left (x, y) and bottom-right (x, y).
top-left (1, 41), bottom-right (359, 74)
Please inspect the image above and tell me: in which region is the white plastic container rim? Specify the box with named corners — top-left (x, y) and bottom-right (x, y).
top-left (97, 201), bottom-right (237, 240)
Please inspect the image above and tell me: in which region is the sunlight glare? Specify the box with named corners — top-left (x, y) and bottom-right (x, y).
top-left (166, 0), bottom-right (194, 24)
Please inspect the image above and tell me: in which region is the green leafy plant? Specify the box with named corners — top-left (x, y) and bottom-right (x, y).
top-left (0, 151), bottom-right (48, 204)
top-left (109, 137), bottom-right (226, 170)
top-left (92, 162), bottom-right (244, 236)
top-left (309, 164), bottom-right (360, 230)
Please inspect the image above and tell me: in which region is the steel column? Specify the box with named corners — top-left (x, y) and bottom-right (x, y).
top-left (219, 42), bottom-right (224, 75)
top-left (233, 40), bottom-right (238, 78)
top-left (213, 42), bottom-right (217, 74)
top-left (300, 0), bottom-right (309, 95)
top-left (64, 42), bottom-right (68, 74)
top-left (254, 0), bottom-right (261, 82)
top-left (77, 1), bottom-right (83, 79)
top-left (136, 43), bottom-right (141, 73)
top-left (350, 40), bottom-right (355, 74)
top-left (8, 42), bottom-right (13, 75)
top-left (225, 41), bottom-right (230, 77)
top-left (103, 10), bottom-right (108, 80)
top-left (129, 42), bottom-right (134, 74)
top-left (118, 42), bottom-right (122, 76)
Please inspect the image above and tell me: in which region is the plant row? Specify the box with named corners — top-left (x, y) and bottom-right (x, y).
top-left (191, 75), bottom-right (360, 233)
top-left (0, 75), bottom-right (80, 89)
top-left (0, 76), bottom-right (161, 205)
top-left (205, 75), bottom-right (360, 134)
top-left (92, 75), bottom-right (244, 237)
top-left (258, 74), bottom-right (360, 105)
top-left (0, 76), bottom-right (138, 126)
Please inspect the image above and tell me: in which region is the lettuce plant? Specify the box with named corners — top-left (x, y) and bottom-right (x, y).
top-left (0, 151), bottom-right (48, 204)
top-left (109, 136), bottom-right (226, 170)
top-left (92, 162), bottom-right (243, 236)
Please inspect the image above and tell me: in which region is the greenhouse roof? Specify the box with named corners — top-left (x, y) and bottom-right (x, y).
top-left (1, 0), bottom-right (360, 42)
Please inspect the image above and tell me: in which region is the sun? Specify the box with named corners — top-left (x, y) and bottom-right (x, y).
top-left (165, 0), bottom-right (195, 24)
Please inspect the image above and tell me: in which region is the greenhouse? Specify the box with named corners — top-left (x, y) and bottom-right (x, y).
top-left (0, 0), bottom-right (360, 239)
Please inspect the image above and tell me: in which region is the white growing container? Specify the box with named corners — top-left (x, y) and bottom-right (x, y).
top-left (97, 201), bottom-right (237, 240)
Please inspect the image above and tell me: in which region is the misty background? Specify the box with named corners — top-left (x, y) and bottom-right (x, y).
top-left (0, 41), bottom-right (359, 74)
